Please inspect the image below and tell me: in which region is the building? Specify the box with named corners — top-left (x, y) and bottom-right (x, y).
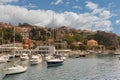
top-left (20, 27), bottom-right (31, 39)
top-left (87, 39), bottom-right (98, 47)
top-left (23, 38), bottom-right (30, 49)
top-left (72, 42), bottom-right (83, 46)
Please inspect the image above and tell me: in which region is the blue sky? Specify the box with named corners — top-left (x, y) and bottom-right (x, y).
top-left (0, 0), bottom-right (120, 35)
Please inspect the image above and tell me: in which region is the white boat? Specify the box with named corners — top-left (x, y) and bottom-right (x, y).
top-left (0, 55), bottom-right (9, 63)
top-left (4, 64), bottom-right (27, 75)
top-left (45, 54), bottom-right (66, 61)
top-left (3, 15), bottom-right (28, 75)
top-left (60, 56), bottom-right (66, 61)
top-left (0, 57), bottom-right (6, 63)
top-left (20, 53), bottom-right (29, 60)
top-left (45, 55), bottom-right (54, 61)
top-left (8, 54), bottom-right (15, 59)
top-left (46, 58), bottom-right (64, 66)
top-left (30, 54), bottom-right (42, 65)
top-left (113, 51), bottom-right (120, 55)
top-left (15, 53), bottom-right (21, 57)
top-left (45, 54), bottom-right (65, 66)
top-left (3, 49), bottom-right (28, 75)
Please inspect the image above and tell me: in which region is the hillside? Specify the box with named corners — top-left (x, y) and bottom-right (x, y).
top-left (0, 22), bottom-right (119, 50)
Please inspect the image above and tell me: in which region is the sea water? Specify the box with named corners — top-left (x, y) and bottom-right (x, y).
top-left (2, 54), bottom-right (120, 80)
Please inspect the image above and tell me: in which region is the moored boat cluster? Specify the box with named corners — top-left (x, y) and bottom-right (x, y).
top-left (0, 45), bottom-right (69, 79)
top-left (0, 45), bottom-right (120, 79)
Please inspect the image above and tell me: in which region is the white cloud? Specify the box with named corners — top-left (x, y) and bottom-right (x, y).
top-left (116, 20), bottom-right (120, 25)
top-left (51, 0), bottom-right (63, 5)
top-left (24, 3), bottom-right (37, 8)
top-left (85, 1), bottom-right (112, 31)
top-left (73, 6), bottom-right (82, 10)
top-left (86, 1), bottom-right (98, 10)
top-left (0, 2), bottom-right (113, 31)
top-left (0, 0), bottom-right (18, 4)
top-left (99, 10), bottom-right (111, 19)
top-left (94, 20), bottom-right (112, 31)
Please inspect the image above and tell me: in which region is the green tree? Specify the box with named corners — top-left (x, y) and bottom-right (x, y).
top-left (79, 45), bottom-right (88, 50)
top-left (15, 32), bottom-right (22, 42)
top-left (30, 28), bottom-right (41, 40)
top-left (3, 28), bottom-right (13, 43)
top-left (117, 36), bottom-right (120, 45)
top-left (86, 33), bottom-right (112, 47)
top-left (73, 34), bottom-right (84, 42)
top-left (87, 34), bottom-right (94, 40)
top-left (94, 33), bottom-right (112, 47)
top-left (64, 35), bottom-right (74, 45)
top-left (19, 23), bottom-right (32, 27)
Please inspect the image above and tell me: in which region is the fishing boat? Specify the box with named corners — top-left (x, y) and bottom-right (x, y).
top-left (30, 54), bottom-right (42, 65)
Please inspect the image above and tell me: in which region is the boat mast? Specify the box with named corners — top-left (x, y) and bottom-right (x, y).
top-left (0, 27), bottom-right (3, 54)
top-left (52, 12), bottom-right (54, 44)
top-left (13, 14), bottom-right (15, 48)
top-left (1, 30), bottom-right (3, 46)
top-left (12, 13), bottom-right (16, 62)
top-left (2, 30), bottom-right (3, 54)
top-left (52, 12), bottom-right (56, 54)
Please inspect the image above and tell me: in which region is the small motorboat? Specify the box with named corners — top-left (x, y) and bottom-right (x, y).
top-left (30, 54), bottom-right (42, 65)
top-left (60, 56), bottom-right (67, 61)
top-left (8, 54), bottom-right (15, 59)
top-left (0, 55), bottom-right (9, 63)
top-left (46, 58), bottom-right (64, 66)
top-left (45, 55), bottom-right (54, 61)
top-left (20, 53), bottom-right (29, 61)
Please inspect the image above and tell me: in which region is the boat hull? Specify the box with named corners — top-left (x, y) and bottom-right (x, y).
top-left (21, 57), bottom-right (29, 61)
top-left (30, 59), bottom-right (42, 65)
top-left (8, 54), bottom-right (15, 59)
top-left (47, 59), bottom-right (64, 66)
top-left (4, 65), bottom-right (27, 75)
top-left (30, 55), bottom-right (42, 65)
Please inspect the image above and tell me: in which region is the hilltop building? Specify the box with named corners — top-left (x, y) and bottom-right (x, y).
top-left (87, 39), bottom-right (98, 47)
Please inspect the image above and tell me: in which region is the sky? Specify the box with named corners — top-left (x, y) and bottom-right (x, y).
top-left (0, 0), bottom-right (120, 35)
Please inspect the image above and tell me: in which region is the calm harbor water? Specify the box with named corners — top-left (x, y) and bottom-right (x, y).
top-left (2, 54), bottom-right (120, 80)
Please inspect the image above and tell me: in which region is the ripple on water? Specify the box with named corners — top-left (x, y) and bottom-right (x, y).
top-left (2, 55), bottom-right (120, 80)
